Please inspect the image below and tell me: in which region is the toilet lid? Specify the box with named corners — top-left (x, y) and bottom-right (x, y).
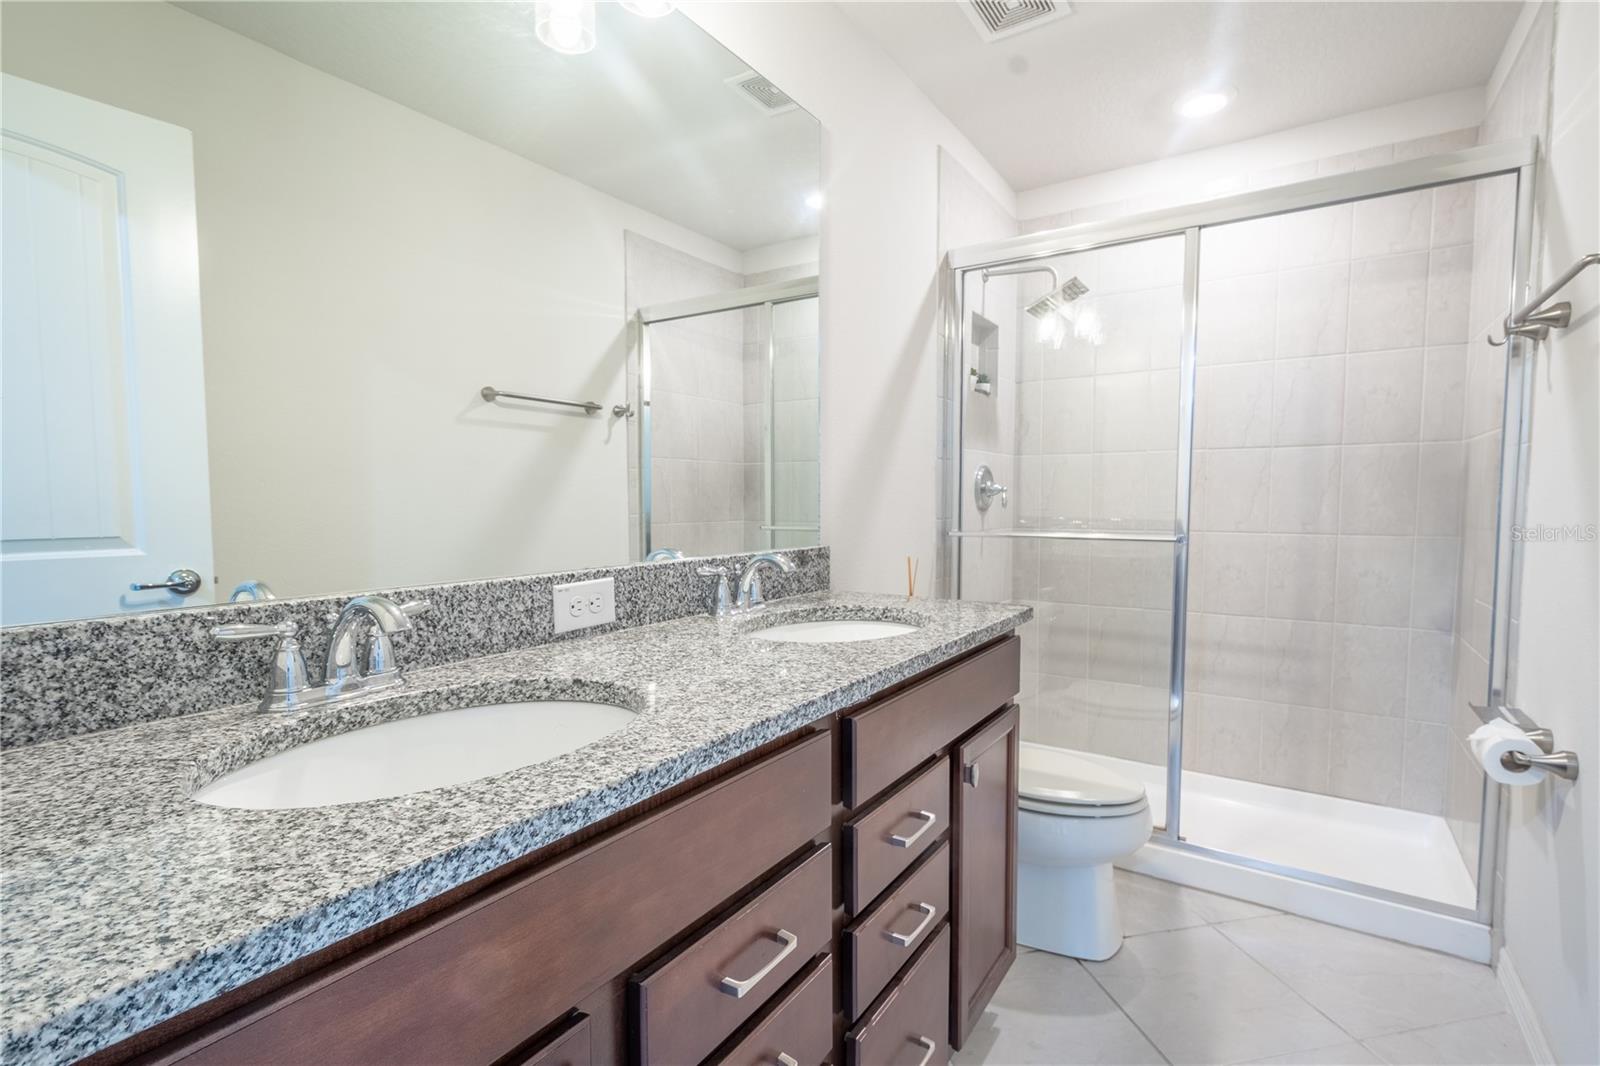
top-left (1019, 743), bottom-right (1147, 808)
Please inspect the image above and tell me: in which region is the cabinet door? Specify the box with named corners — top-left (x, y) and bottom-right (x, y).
top-left (950, 704), bottom-right (1019, 1049)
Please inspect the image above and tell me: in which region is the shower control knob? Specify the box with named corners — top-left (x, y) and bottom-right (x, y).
top-left (974, 465), bottom-right (1008, 512)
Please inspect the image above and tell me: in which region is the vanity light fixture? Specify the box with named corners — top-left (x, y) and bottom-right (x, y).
top-left (1174, 87), bottom-right (1235, 119)
top-left (534, 0), bottom-right (596, 55)
top-left (620, 0), bottom-right (676, 16)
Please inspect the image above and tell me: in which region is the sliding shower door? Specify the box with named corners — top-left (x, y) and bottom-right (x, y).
top-left (634, 278), bottom-right (819, 559)
top-left (949, 142), bottom-right (1534, 929)
top-left (954, 233), bottom-right (1192, 830)
top-left (1182, 173), bottom-right (1520, 910)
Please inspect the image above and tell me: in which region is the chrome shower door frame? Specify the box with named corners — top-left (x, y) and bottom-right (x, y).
top-left (944, 138), bottom-right (1539, 928)
top-left (634, 276), bottom-right (820, 557)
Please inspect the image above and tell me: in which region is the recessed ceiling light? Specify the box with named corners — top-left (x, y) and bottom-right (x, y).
top-left (534, 0), bottom-right (596, 55)
top-left (805, 191), bottom-right (824, 210)
top-left (1175, 88), bottom-right (1234, 119)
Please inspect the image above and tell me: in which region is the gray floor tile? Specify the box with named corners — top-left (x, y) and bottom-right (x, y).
top-left (1242, 1043), bottom-right (1384, 1065)
top-left (1116, 870), bottom-right (1280, 936)
top-left (1215, 915), bottom-right (1508, 1039)
top-left (1363, 1014), bottom-right (1533, 1065)
top-left (954, 949), bottom-right (1166, 1065)
top-left (1084, 926), bottom-right (1348, 1064)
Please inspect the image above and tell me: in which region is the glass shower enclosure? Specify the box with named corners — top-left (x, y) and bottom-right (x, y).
top-left (944, 140), bottom-right (1538, 954)
top-left (632, 277), bottom-right (820, 559)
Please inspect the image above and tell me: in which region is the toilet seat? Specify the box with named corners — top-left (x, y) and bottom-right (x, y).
top-left (1019, 743), bottom-right (1149, 819)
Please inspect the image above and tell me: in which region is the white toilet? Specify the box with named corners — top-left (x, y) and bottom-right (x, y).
top-left (1016, 742), bottom-right (1152, 961)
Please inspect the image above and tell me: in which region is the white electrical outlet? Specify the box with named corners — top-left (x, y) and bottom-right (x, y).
top-left (553, 577), bottom-right (615, 634)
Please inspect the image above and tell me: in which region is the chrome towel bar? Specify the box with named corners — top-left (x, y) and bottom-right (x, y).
top-left (1489, 252), bottom-right (1599, 346)
top-left (481, 386), bottom-right (630, 417)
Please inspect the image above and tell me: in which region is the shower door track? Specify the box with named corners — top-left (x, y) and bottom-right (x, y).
top-left (944, 137), bottom-right (1540, 931)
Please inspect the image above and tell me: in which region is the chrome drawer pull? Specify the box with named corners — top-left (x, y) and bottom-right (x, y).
top-left (912, 1036), bottom-right (937, 1066)
top-left (717, 928), bottom-right (798, 999)
top-left (889, 810), bottom-right (936, 848)
top-left (776, 1055), bottom-right (798, 1066)
top-left (884, 901), bottom-right (937, 947)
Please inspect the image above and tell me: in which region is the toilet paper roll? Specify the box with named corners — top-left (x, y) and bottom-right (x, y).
top-left (1468, 719), bottom-right (1547, 786)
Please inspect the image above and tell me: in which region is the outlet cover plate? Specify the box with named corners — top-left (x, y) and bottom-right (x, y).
top-left (553, 577), bottom-right (616, 634)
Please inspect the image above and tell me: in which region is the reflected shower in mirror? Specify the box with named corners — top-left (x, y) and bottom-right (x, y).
top-left (0, 1), bottom-right (821, 626)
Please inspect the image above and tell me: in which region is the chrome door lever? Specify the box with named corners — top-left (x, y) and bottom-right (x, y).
top-left (130, 568), bottom-right (202, 595)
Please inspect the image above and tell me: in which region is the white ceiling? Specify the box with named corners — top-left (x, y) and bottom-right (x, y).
top-left (178, 2), bottom-right (820, 252)
top-left (837, 1), bottom-right (1522, 192)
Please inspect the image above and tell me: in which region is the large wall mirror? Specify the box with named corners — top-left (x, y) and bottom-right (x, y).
top-left (0, 1), bottom-right (821, 627)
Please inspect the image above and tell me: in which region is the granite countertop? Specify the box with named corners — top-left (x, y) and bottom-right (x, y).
top-left (1, 591), bottom-right (1030, 1064)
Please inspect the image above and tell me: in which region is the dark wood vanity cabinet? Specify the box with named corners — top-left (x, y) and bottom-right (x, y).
top-left (108, 635), bottom-right (1020, 1066)
top-left (951, 704), bottom-right (1020, 1047)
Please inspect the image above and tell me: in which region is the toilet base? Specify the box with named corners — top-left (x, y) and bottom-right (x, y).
top-left (1017, 861), bottom-right (1123, 961)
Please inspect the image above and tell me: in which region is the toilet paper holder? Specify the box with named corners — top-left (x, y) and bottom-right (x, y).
top-left (1470, 702), bottom-right (1580, 781)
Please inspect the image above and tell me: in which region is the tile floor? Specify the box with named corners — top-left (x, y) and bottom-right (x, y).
top-left (957, 872), bottom-right (1533, 1066)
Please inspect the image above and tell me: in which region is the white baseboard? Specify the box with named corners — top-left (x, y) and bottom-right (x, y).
top-left (1497, 947), bottom-right (1556, 1065)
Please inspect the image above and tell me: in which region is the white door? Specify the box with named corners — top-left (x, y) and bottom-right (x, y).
top-left (1, 74), bottom-right (214, 625)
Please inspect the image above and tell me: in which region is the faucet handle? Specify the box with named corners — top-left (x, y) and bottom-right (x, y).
top-left (399, 599), bottom-right (431, 618)
top-left (212, 619), bottom-right (298, 641)
top-left (210, 620), bottom-right (317, 713)
top-left (697, 565), bottom-right (735, 620)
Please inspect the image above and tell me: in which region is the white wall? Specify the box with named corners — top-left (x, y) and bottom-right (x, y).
top-left (1, 2), bottom-right (743, 598)
top-left (1497, 3), bottom-right (1600, 1063)
top-left (682, 1), bottom-right (1016, 595)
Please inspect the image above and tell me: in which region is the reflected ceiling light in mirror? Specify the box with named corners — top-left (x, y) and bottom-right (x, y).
top-left (535, 0), bottom-right (596, 54)
top-left (805, 191), bottom-right (824, 210)
top-left (620, 0), bottom-right (676, 15)
top-left (1174, 87), bottom-right (1235, 119)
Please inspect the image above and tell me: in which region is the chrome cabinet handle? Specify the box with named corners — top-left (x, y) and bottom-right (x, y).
top-left (717, 928), bottom-right (798, 999)
top-left (964, 762), bottom-right (980, 787)
top-left (889, 810), bottom-right (936, 848)
top-left (885, 901), bottom-right (937, 947)
top-left (911, 1036), bottom-right (937, 1066)
top-left (776, 1055), bottom-right (798, 1066)
top-left (130, 568), bottom-right (202, 595)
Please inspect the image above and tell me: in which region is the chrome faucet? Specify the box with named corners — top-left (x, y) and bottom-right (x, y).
top-left (212, 594), bottom-right (428, 713)
top-left (736, 553), bottom-right (796, 613)
top-left (323, 595), bottom-right (427, 700)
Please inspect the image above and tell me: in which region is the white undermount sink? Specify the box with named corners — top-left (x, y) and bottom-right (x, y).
top-left (749, 619), bottom-right (921, 643)
top-left (192, 701), bottom-right (636, 810)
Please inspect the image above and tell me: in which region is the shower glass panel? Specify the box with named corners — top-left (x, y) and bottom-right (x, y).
top-left (958, 234), bottom-right (1189, 830)
top-left (766, 295), bottom-right (821, 550)
top-left (1183, 173), bottom-right (1517, 910)
top-left (638, 285), bottom-right (819, 558)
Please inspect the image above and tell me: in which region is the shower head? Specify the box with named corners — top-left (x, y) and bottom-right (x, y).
top-left (1024, 276), bottom-right (1090, 319)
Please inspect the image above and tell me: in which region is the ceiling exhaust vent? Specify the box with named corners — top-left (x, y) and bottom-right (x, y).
top-left (960, 0), bottom-right (1072, 42)
top-left (725, 71), bottom-right (798, 116)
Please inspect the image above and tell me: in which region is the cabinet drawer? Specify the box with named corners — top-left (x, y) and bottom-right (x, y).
top-left (844, 840), bottom-right (950, 1021)
top-left (844, 757), bottom-right (950, 914)
top-left (710, 953), bottom-right (835, 1066)
top-left (160, 734), bottom-right (832, 1066)
top-left (506, 1012), bottom-right (591, 1066)
top-left (632, 845), bottom-right (833, 1066)
top-left (844, 636), bottom-right (1019, 807)
top-left (846, 923), bottom-right (951, 1066)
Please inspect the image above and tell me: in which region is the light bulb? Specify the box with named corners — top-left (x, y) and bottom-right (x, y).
top-left (620, 0), bottom-right (675, 15)
top-left (805, 191), bottom-right (824, 210)
top-left (535, 0), bottom-right (596, 54)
